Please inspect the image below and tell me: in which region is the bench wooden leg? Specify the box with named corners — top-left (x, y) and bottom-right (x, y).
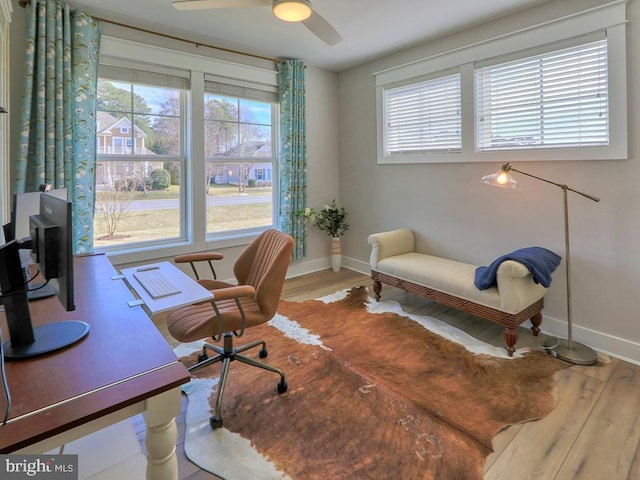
top-left (372, 280), bottom-right (382, 301)
top-left (504, 327), bottom-right (517, 357)
top-left (530, 312), bottom-right (542, 336)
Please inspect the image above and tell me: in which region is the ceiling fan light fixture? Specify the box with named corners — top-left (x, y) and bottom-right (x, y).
top-left (272, 0), bottom-right (312, 22)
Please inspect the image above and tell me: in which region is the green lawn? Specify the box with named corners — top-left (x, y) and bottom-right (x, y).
top-left (94, 199), bottom-right (272, 248)
top-left (95, 184), bottom-right (271, 201)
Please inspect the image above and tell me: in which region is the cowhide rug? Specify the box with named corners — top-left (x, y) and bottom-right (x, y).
top-left (177, 287), bottom-right (569, 480)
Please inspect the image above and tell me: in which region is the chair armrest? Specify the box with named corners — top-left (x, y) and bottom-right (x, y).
top-left (211, 285), bottom-right (256, 302)
top-left (198, 279), bottom-right (233, 290)
top-left (496, 260), bottom-right (546, 312)
top-left (174, 252), bottom-right (224, 263)
top-left (367, 229), bottom-right (415, 269)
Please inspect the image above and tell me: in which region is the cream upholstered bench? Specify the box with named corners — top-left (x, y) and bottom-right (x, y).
top-left (368, 229), bottom-right (548, 356)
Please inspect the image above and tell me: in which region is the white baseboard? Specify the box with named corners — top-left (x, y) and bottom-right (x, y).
top-left (540, 314), bottom-right (640, 366)
top-left (343, 256), bottom-right (370, 274)
top-left (293, 255), bottom-right (640, 366)
top-left (287, 257), bottom-right (334, 278)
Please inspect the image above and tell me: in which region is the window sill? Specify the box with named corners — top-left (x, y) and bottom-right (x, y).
top-left (378, 144), bottom-right (628, 165)
top-left (103, 232), bottom-right (260, 267)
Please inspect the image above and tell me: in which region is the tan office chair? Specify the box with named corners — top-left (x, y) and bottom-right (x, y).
top-left (167, 229), bottom-right (294, 429)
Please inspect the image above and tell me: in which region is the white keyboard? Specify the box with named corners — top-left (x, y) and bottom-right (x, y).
top-left (133, 268), bottom-right (182, 299)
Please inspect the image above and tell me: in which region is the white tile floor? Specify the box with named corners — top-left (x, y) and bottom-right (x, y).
top-left (47, 419), bottom-right (145, 480)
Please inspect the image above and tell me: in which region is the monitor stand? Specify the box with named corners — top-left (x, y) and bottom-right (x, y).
top-left (21, 265), bottom-right (56, 300)
top-left (2, 321), bottom-right (90, 359)
top-left (1, 278), bottom-right (89, 360)
top-left (26, 281), bottom-right (56, 300)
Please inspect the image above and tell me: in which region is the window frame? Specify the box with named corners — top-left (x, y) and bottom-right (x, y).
top-left (375, 1), bottom-right (627, 164)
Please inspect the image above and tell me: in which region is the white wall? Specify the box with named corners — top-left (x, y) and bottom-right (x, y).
top-left (337, 0), bottom-right (640, 364)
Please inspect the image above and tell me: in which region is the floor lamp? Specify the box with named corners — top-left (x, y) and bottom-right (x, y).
top-left (481, 162), bottom-right (599, 366)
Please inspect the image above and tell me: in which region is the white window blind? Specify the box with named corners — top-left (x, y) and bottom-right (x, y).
top-left (384, 73), bottom-right (461, 154)
top-left (99, 64), bottom-right (190, 89)
top-left (475, 38), bottom-right (608, 151)
top-left (204, 74), bottom-right (278, 103)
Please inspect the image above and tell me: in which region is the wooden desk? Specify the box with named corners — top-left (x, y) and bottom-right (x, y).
top-left (0, 254), bottom-right (190, 480)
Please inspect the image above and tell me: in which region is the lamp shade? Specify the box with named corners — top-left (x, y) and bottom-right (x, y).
top-left (481, 163), bottom-right (519, 189)
top-left (272, 0), bottom-right (312, 22)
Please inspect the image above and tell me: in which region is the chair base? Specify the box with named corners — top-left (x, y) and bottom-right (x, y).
top-left (188, 332), bottom-right (288, 429)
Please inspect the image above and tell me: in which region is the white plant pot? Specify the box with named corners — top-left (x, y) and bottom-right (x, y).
top-left (330, 237), bottom-right (342, 272)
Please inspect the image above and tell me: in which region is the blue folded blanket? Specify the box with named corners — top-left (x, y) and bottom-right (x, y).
top-left (474, 247), bottom-right (561, 290)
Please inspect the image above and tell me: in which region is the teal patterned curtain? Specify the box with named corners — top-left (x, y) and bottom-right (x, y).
top-left (15, 0), bottom-right (101, 254)
top-left (278, 59), bottom-right (307, 259)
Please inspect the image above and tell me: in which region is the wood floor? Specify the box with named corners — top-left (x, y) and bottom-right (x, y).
top-left (140, 268), bottom-right (640, 480)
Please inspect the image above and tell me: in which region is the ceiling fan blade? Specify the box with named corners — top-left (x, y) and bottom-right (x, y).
top-left (302, 11), bottom-right (343, 46)
top-left (172, 0), bottom-right (270, 10)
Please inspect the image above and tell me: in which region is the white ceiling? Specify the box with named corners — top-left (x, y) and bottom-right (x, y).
top-left (66, 0), bottom-right (550, 71)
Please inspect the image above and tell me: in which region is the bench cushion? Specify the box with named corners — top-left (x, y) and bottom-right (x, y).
top-left (377, 253), bottom-right (502, 310)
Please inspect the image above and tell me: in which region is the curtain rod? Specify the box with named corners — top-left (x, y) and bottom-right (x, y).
top-left (18, 0), bottom-right (281, 64)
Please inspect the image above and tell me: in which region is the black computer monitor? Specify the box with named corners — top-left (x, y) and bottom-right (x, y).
top-left (6, 188), bottom-right (67, 300)
top-left (0, 193), bottom-right (89, 359)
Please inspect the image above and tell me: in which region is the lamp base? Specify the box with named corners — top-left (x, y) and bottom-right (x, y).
top-left (547, 338), bottom-right (598, 366)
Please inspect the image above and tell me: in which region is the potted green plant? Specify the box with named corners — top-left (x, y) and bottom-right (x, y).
top-left (299, 200), bottom-right (349, 271)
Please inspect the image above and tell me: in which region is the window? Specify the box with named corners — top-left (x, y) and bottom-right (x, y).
top-left (114, 162), bottom-right (134, 177)
top-left (375, 2), bottom-right (627, 163)
top-left (476, 39), bottom-right (608, 151)
top-left (96, 37), bottom-right (281, 260)
top-left (383, 73), bottom-right (461, 155)
top-left (95, 65), bottom-right (189, 250)
top-left (204, 78), bottom-right (278, 237)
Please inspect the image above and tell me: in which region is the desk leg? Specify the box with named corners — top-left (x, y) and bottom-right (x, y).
top-left (143, 387), bottom-right (181, 480)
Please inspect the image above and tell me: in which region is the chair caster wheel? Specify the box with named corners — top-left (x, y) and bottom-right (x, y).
top-left (198, 353), bottom-right (208, 362)
top-left (259, 348), bottom-right (268, 358)
top-left (277, 380), bottom-right (288, 394)
top-left (209, 416), bottom-right (223, 429)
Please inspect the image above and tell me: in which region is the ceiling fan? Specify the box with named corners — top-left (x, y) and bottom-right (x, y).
top-left (171, 0), bottom-right (343, 46)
